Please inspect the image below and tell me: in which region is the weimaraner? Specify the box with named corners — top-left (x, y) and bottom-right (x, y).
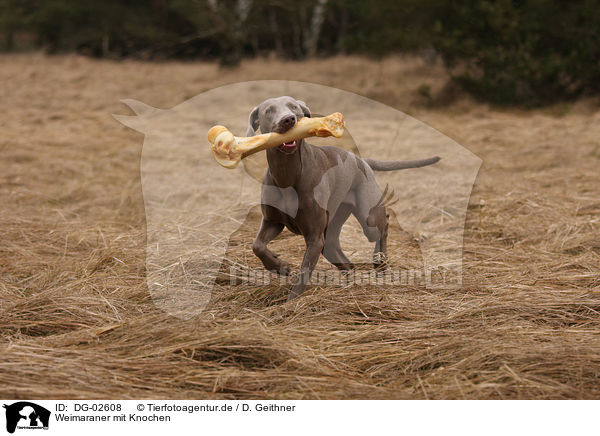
top-left (247, 96), bottom-right (440, 301)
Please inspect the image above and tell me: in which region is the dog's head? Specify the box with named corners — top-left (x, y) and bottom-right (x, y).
top-left (246, 96), bottom-right (311, 154)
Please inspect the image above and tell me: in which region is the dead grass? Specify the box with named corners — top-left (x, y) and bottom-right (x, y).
top-left (1, 53), bottom-right (599, 399)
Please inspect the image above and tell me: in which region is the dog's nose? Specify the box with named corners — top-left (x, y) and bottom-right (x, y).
top-left (275, 114), bottom-right (296, 132)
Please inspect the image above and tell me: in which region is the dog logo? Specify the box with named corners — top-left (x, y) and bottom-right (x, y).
top-left (3, 402), bottom-right (50, 434)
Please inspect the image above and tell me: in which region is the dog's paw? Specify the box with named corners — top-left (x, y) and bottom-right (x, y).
top-left (373, 252), bottom-right (388, 271)
top-left (278, 262), bottom-right (291, 276)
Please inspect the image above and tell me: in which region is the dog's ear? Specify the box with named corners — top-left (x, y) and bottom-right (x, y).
top-left (297, 100), bottom-right (311, 118)
top-left (246, 106), bottom-right (260, 136)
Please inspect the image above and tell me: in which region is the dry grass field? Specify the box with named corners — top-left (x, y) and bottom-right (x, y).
top-left (1, 53), bottom-right (599, 399)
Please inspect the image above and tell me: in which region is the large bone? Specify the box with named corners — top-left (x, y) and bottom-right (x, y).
top-left (209, 112), bottom-right (345, 169)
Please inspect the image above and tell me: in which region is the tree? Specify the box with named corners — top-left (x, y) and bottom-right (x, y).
top-left (207, 0), bottom-right (253, 66)
top-left (303, 0), bottom-right (328, 57)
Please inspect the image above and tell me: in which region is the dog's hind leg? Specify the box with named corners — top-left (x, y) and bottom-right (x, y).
top-left (352, 183), bottom-right (389, 270)
top-left (323, 203), bottom-right (354, 271)
top-left (358, 205), bottom-right (388, 270)
top-left (372, 209), bottom-right (389, 270)
top-left (252, 218), bottom-right (290, 275)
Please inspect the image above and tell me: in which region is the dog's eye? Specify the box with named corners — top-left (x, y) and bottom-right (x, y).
top-left (266, 106), bottom-right (274, 114)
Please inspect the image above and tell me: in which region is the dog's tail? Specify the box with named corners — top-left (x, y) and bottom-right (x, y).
top-left (364, 156), bottom-right (440, 171)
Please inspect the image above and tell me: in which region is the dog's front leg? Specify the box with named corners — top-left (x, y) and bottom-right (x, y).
top-left (287, 233), bottom-right (325, 301)
top-left (252, 218), bottom-right (290, 275)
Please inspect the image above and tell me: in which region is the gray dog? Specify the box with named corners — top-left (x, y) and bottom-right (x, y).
top-left (247, 96), bottom-right (440, 301)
